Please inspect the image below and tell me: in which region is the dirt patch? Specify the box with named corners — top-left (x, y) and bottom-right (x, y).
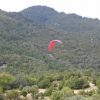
top-left (39, 89), bottom-right (46, 93)
top-left (26, 93), bottom-right (33, 100)
top-left (0, 64), bottom-right (7, 68)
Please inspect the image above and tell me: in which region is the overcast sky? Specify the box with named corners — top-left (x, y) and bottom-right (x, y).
top-left (0, 0), bottom-right (100, 19)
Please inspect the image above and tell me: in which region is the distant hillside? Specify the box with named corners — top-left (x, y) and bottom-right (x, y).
top-left (0, 8), bottom-right (100, 76)
top-left (21, 6), bottom-right (100, 39)
top-left (21, 5), bottom-right (59, 23)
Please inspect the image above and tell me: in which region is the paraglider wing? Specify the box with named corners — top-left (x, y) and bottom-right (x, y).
top-left (48, 40), bottom-right (62, 51)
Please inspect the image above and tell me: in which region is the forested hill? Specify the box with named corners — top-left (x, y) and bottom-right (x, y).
top-left (0, 6), bottom-right (100, 76)
top-left (21, 5), bottom-right (100, 39)
top-left (0, 9), bottom-right (64, 75)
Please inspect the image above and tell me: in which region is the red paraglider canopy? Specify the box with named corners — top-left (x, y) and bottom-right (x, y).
top-left (48, 40), bottom-right (62, 51)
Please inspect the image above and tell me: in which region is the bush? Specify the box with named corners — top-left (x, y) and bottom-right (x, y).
top-left (0, 94), bottom-right (6, 100)
top-left (38, 78), bottom-right (51, 88)
top-left (92, 93), bottom-right (100, 99)
top-left (0, 73), bottom-right (15, 90)
top-left (45, 86), bottom-right (55, 96)
top-left (51, 91), bottom-right (63, 100)
top-left (64, 95), bottom-right (86, 100)
top-left (0, 86), bottom-right (3, 93)
top-left (21, 91), bottom-right (27, 97)
top-left (65, 76), bottom-right (89, 89)
top-left (22, 86), bottom-right (31, 93)
top-left (31, 85), bottom-right (39, 95)
top-left (61, 87), bottom-right (74, 97)
top-left (6, 90), bottom-right (20, 100)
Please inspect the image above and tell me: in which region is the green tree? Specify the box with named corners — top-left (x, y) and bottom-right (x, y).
top-left (38, 78), bottom-right (51, 88)
top-left (45, 86), bottom-right (55, 96)
top-left (58, 80), bottom-right (64, 90)
top-left (21, 91), bottom-right (27, 97)
top-left (65, 76), bottom-right (89, 89)
top-left (92, 93), bottom-right (100, 99)
top-left (96, 78), bottom-right (100, 89)
top-left (22, 86), bottom-right (31, 93)
top-left (51, 91), bottom-right (63, 100)
top-left (0, 73), bottom-right (15, 90)
top-left (11, 74), bottom-right (27, 88)
top-left (24, 76), bottom-right (37, 86)
top-left (31, 85), bottom-right (39, 100)
top-left (31, 85), bottom-right (39, 95)
top-left (61, 87), bottom-right (74, 98)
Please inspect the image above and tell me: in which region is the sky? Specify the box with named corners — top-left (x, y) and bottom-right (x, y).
top-left (0, 0), bottom-right (100, 19)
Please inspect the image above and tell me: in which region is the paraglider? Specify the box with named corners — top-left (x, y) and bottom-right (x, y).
top-left (48, 40), bottom-right (62, 51)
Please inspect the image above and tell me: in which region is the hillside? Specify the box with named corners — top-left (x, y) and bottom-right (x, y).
top-left (0, 10), bottom-right (63, 75)
top-left (21, 5), bottom-right (100, 39)
top-left (0, 7), bottom-right (100, 76)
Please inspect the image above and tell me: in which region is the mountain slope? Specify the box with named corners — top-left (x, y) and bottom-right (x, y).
top-left (21, 5), bottom-right (59, 23)
top-left (0, 10), bottom-right (62, 75)
top-left (0, 8), bottom-right (100, 75)
top-left (21, 6), bottom-right (100, 39)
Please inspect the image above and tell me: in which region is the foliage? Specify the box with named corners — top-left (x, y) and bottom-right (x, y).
top-left (21, 90), bottom-right (27, 97)
top-left (0, 7), bottom-right (100, 76)
top-left (0, 86), bottom-right (3, 93)
top-left (45, 86), bottom-right (55, 96)
top-left (0, 94), bottom-right (6, 100)
top-left (6, 90), bottom-right (20, 100)
top-left (64, 95), bottom-right (86, 100)
top-left (92, 93), bottom-right (100, 99)
top-left (51, 91), bottom-right (63, 100)
top-left (65, 76), bottom-right (89, 89)
top-left (24, 76), bottom-right (37, 86)
top-left (0, 6), bottom-right (100, 99)
top-left (38, 75), bottom-right (51, 88)
top-left (96, 77), bottom-right (100, 89)
top-left (31, 85), bottom-right (39, 95)
top-left (22, 86), bottom-right (31, 93)
top-left (30, 85), bottom-right (39, 99)
top-left (50, 87), bottom-right (74, 100)
top-left (10, 74), bottom-right (27, 89)
top-left (21, 5), bottom-right (58, 23)
top-left (0, 73), bottom-right (15, 90)
top-left (21, 6), bottom-right (100, 39)
top-left (61, 87), bottom-right (74, 97)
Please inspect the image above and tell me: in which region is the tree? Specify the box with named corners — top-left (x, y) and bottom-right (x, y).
top-left (61, 87), bottom-right (74, 98)
top-left (96, 78), bottom-right (100, 89)
top-left (31, 85), bottom-right (39, 95)
top-left (65, 76), bottom-right (89, 89)
top-left (6, 90), bottom-right (20, 100)
top-left (50, 87), bottom-right (74, 100)
top-left (38, 78), bottom-right (51, 88)
top-left (92, 93), bottom-right (100, 99)
top-left (0, 73), bottom-right (15, 90)
top-left (45, 86), bottom-right (55, 96)
top-left (11, 74), bottom-right (27, 88)
top-left (51, 91), bottom-right (63, 100)
top-left (22, 86), bottom-right (31, 93)
top-left (24, 76), bottom-right (37, 86)
top-left (31, 85), bottom-right (39, 100)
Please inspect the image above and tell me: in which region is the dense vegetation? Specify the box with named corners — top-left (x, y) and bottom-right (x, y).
top-left (0, 6), bottom-right (100, 99)
top-left (0, 72), bottom-right (100, 100)
top-left (21, 6), bottom-right (100, 38)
